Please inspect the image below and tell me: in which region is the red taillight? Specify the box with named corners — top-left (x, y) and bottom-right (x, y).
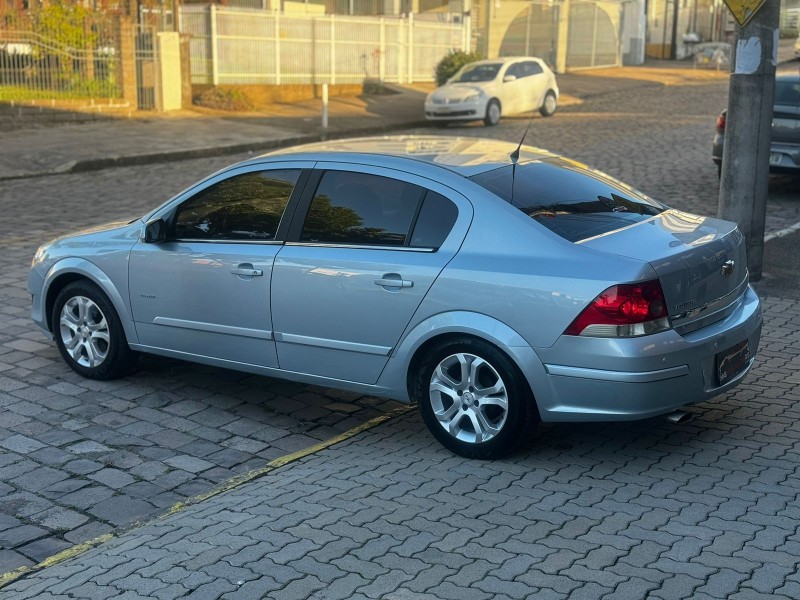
top-left (565, 280), bottom-right (670, 338)
top-left (716, 113), bottom-right (726, 134)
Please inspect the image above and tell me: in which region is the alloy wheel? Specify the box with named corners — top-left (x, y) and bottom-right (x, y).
top-left (429, 352), bottom-right (509, 444)
top-left (59, 295), bottom-right (110, 368)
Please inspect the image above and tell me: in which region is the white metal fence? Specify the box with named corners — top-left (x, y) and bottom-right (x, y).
top-left (0, 21), bottom-right (121, 101)
top-left (180, 5), bottom-right (468, 85)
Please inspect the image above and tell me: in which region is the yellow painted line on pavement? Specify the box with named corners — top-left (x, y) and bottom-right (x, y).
top-left (0, 404), bottom-right (414, 590)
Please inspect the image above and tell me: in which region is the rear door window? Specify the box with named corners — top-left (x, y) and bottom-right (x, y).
top-left (299, 171), bottom-right (458, 249)
top-left (470, 160), bottom-right (665, 242)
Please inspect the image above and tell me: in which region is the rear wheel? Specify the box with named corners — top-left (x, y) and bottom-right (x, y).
top-left (484, 99), bottom-right (501, 126)
top-left (413, 337), bottom-right (538, 459)
top-left (540, 91), bottom-right (557, 117)
top-left (52, 281), bottom-right (138, 380)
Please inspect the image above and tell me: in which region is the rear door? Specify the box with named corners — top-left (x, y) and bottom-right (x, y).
top-left (521, 60), bottom-right (548, 109)
top-left (271, 165), bottom-right (470, 384)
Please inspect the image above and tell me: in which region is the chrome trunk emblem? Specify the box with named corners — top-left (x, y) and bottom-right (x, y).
top-left (721, 260), bottom-right (735, 277)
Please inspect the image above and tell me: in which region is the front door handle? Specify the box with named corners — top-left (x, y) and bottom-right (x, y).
top-left (231, 266), bottom-right (263, 277)
top-left (374, 277), bottom-right (413, 288)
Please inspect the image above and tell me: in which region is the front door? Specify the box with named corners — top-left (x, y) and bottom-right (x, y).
top-left (129, 168), bottom-right (304, 368)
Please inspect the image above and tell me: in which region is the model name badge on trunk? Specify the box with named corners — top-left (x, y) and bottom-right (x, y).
top-left (674, 300), bottom-right (696, 312)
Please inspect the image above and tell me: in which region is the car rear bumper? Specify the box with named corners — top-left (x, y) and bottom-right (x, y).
top-left (532, 285), bottom-right (762, 422)
top-left (767, 142), bottom-right (800, 172)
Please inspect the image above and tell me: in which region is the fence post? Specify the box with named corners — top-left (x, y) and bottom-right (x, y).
top-left (330, 15), bottom-right (336, 85)
top-left (465, 13), bottom-right (472, 53)
top-left (398, 18), bottom-right (405, 84)
top-left (210, 3), bottom-right (219, 85)
top-left (379, 18), bottom-right (386, 82)
top-left (321, 83), bottom-right (329, 128)
top-left (407, 12), bottom-right (413, 83)
top-left (275, 11), bottom-right (281, 85)
top-left (116, 16), bottom-right (137, 106)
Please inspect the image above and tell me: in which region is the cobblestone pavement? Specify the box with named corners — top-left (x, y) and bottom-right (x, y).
top-left (1, 76), bottom-right (798, 588)
top-left (1, 293), bottom-right (799, 600)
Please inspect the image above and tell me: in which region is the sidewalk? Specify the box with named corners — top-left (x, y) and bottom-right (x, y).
top-left (0, 64), bottom-right (732, 181)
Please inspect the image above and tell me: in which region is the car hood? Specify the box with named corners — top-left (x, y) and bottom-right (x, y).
top-left (431, 84), bottom-right (486, 100)
top-left (56, 219), bottom-right (139, 242)
top-left (580, 210), bottom-right (747, 319)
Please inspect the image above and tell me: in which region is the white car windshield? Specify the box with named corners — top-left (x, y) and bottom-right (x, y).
top-left (453, 63), bottom-right (502, 83)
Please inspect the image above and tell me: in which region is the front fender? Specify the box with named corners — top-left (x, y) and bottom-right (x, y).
top-left (42, 258), bottom-right (138, 344)
top-left (376, 311), bottom-right (550, 405)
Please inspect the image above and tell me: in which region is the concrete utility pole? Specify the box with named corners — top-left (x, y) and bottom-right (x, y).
top-left (717, 0), bottom-right (780, 283)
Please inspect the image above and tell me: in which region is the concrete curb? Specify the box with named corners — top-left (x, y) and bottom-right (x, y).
top-left (0, 119), bottom-right (430, 182)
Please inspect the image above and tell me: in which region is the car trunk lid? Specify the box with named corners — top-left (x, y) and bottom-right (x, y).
top-left (579, 210), bottom-right (748, 320)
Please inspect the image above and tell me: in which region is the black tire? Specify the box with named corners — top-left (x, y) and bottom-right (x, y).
top-left (484, 99), bottom-right (501, 126)
top-left (52, 280), bottom-right (138, 380)
top-left (539, 90), bottom-right (558, 117)
top-left (412, 337), bottom-right (538, 459)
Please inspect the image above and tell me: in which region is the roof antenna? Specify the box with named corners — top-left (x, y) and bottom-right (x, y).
top-left (509, 118), bottom-right (533, 205)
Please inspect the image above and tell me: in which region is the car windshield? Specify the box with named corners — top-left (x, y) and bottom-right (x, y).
top-left (469, 160), bottom-right (667, 242)
top-left (453, 63), bottom-right (502, 83)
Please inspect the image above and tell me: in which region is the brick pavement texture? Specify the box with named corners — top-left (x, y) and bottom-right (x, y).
top-left (1, 76), bottom-right (799, 594)
top-left (1, 291), bottom-right (799, 599)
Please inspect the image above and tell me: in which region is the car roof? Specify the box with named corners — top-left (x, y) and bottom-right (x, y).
top-left (465, 57), bottom-right (543, 66)
top-left (259, 135), bottom-right (559, 177)
top-left (775, 65), bottom-right (800, 82)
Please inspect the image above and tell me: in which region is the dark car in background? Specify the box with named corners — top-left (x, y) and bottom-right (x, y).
top-left (713, 65), bottom-right (800, 176)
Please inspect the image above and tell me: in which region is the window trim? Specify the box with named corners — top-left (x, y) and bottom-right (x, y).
top-left (281, 162), bottom-right (472, 255)
top-left (290, 169), bottom-right (430, 249)
top-left (166, 168), bottom-right (312, 244)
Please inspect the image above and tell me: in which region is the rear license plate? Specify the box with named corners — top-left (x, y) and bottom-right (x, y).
top-left (769, 152), bottom-right (782, 165)
top-left (716, 340), bottom-right (751, 386)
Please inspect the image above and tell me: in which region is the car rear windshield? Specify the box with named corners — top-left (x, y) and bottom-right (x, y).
top-left (774, 79), bottom-right (800, 105)
top-left (469, 160), bottom-right (666, 242)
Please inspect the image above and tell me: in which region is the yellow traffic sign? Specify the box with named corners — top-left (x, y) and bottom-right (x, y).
top-left (723, 0), bottom-right (767, 27)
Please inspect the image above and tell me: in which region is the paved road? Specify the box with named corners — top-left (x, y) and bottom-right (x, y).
top-left (3, 293), bottom-right (800, 600)
top-left (1, 76), bottom-right (799, 591)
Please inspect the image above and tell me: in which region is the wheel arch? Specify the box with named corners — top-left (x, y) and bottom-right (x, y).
top-left (43, 258), bottom-right (138, 344)
top-left (380, 311), bottom-right (546, 411)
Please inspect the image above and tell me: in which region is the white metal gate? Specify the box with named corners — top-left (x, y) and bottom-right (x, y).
top-left (180, 5), bottom-right (467, 85)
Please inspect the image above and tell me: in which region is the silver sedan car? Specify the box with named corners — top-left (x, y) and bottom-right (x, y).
top-left (29, 136), bottom-right (762, 459)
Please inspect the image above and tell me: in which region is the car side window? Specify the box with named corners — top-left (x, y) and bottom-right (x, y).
top-left (173, 170), bottom-right (300, 241)
top-left (410, 191), bottom-right (458, 249)
top-left (300, 171), bottom-right (434, 247)
top-left (505, 63), bottom-right (521, 79)
top-left (522, 61), bottom-right (543, 77)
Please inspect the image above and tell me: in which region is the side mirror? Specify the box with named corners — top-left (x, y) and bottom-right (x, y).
top-left (144, 218), bottom-right (167, 244)
top-left (503, 75), bottom-right (517, 83)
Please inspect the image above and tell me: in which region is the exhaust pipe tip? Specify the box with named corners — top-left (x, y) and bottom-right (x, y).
top-left (665, 410), bottom-right (693, 424)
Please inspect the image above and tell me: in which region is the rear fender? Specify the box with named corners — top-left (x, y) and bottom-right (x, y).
top-left (377, 311), bottom-right (551, 407)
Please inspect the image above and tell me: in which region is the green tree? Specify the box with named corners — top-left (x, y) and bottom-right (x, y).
top-left (435, 50), bottom-right (484, 86)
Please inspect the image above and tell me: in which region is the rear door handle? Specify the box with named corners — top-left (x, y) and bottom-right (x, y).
top-left (374, 278), bottom-right (413, 288)
top-left (231, 267), bottom-right (263, 277)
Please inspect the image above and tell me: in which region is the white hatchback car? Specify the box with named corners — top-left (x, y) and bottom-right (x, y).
top-left (425, 57), bottom-right (559, 126)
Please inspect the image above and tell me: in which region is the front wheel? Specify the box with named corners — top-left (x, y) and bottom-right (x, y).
top-left (413, 337), bottom-right (538, 459)
top-left (52, 280), bottom-right (138, 380)
top-left (484, 99), bottom-right (501, 126)
top-left (539, 91), bottom-right (557, 117)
